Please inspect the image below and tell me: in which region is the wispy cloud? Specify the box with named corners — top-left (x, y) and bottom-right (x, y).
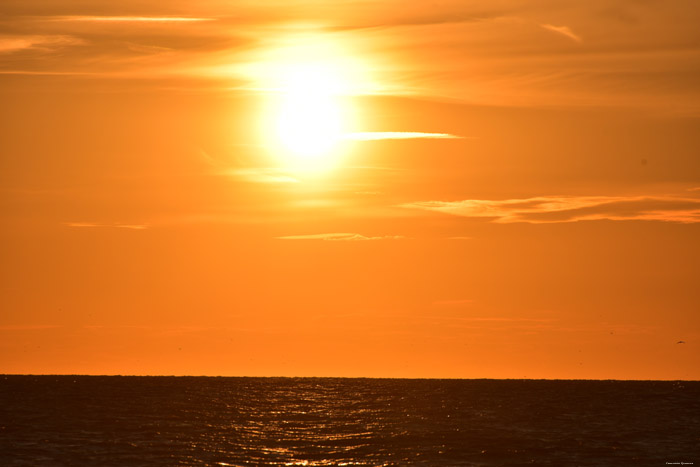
top-left (0, 70), bottom-right (95, 75)
top-left (2, 2), bottom-right (698, 114)
top-left (196, 149), bottom-right (299, 184)
top-left (65, 222), bottom-right (148, 230)
top-left (125, 43), bottom-right (172, 54)
top-left (65, 222), bottom-right (102, 228)
top-left (345, 132), bottom-right (464, 141)
top-left (0, 324), bottom-right (62, 331)
top-left (47, 16), bottom-right (214, 23)
top-left (434, 316), bottom-right (552, 323)
top-left (402, 195), bottom-right (700, 224)
top-left (433, 299), bottom-right (474, 306)
top-left (540, 24), bottom-right (582, 43)
top-left (276, 233), bottom-right (405, 241)
top-left (226, 168), bottom-right (299, 184)
top-left (419, 314), bottom-right (557, 332)
top-left (0, 35), bottom-right (84, 53)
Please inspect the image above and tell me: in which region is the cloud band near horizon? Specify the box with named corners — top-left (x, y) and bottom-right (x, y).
top-left (276, 233), bottom-right (405, 241)
top-left (345, 132), bottom-right (463, 140)
top-left (402, 195), bottom-right (700, 224)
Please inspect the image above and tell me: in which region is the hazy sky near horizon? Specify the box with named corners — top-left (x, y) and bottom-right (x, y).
top-left (1, 0), bottom-right (699, 379)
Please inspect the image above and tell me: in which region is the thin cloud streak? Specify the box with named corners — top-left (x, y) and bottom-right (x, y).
top-left (196, 150), bottom-right (299, 184)
top-left (0, 71), bottom-right (96, 75)
top-left (0, 325), bottom-right (63, 331)
top-left (0, 35), bottom-right (84, 53)
top-left (277, 233), bottom-right (405, 241)
top-left (226, 168), bottom-right (300, 184)
top-left (433, 299), bottom-right (474, 306)
top-left (65, 222), bottom-right (148, 230)
top-left (540, 24), bottom-right (582, 43)
top-left (345, 132), bottom-right (464, 140)
top-left (432, 317), bottom-right (553, 323)
top-left (402, 195), bottom-right (700, 224)
top-left (47, 16), bottom-right (214, 23)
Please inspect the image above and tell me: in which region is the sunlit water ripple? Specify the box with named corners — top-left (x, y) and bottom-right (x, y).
top-left (1, 376), bottom-right (698, 466)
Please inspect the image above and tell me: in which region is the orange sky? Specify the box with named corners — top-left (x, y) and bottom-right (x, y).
top-left (1, 0), bottom-right (699, 379)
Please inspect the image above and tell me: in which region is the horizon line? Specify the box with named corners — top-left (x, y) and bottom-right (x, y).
top-left (2, 374), bottom-right (697, 382)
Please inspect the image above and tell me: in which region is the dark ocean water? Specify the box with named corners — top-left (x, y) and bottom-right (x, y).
top-left (1, 376), bottom-right (698, 466)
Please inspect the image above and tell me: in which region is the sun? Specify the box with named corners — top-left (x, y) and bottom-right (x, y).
top-left (245, 37), bottom-right (373, 172)
top-left (273, 63), bottom-right (346, 168)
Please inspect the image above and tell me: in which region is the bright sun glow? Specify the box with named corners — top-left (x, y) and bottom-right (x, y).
top-left (274, 63), bottom-right (345, 167)
top-left (247, 37), bottom-right (373, 172)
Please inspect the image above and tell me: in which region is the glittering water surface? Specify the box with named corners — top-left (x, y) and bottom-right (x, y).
top-left (1, 376), bottom-right (698, 466)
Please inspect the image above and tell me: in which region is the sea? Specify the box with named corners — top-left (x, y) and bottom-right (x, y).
top-left (1, 376), bottom-right (698, 466)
